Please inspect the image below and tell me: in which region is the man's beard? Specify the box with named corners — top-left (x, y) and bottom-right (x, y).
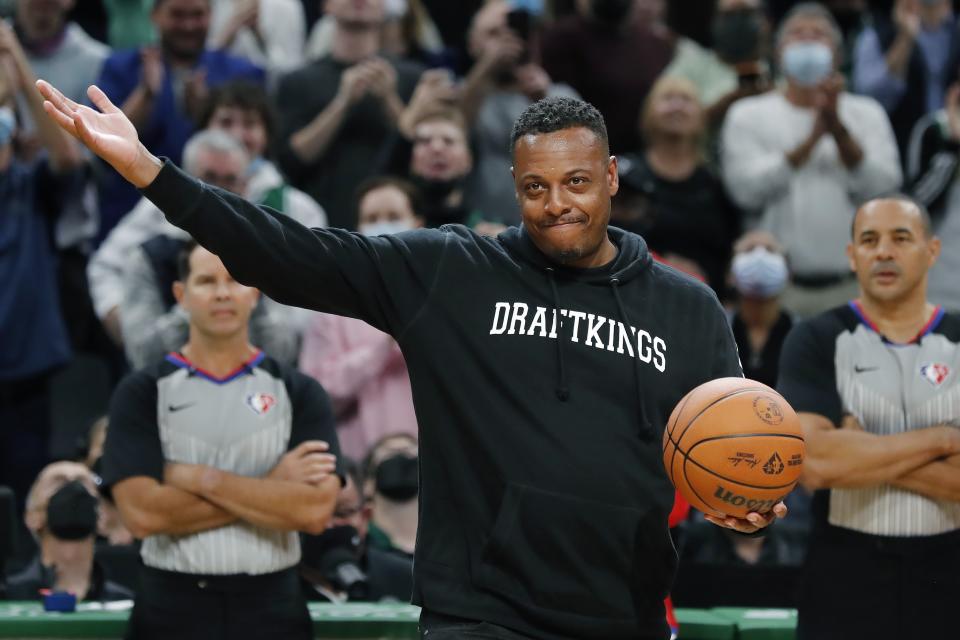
top-left (545, 245), bottom-right (585, 265)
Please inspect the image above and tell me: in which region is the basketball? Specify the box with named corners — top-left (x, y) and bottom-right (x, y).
top-left (663, 377), bottom-right (805, 519)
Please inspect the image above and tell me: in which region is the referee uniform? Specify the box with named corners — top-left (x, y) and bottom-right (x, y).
top-left (778, 301), bottom-right (960, 640)
top-left (101, 350), bottom-right (340, 640)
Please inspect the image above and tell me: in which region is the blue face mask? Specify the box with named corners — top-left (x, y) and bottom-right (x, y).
top-left (732, 247), bottom-right (789, 299)
top-left (781, 41), bottom-right (833, 87)
top-left (359, 220), bottom-right (415, 236)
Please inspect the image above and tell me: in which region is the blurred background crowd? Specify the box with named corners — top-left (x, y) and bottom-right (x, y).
top-left (1, 0), bottom-right (959, 610)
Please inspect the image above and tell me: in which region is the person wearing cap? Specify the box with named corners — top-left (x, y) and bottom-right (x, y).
top-left (5, 462), bottom-right (133, 602)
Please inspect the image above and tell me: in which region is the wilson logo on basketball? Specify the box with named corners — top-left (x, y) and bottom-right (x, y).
top-left (762, 452), bottom-right (785, 475)
top-left (752, 396), bottom-right (784, 425)
top-left (714, 485), bottom-right (786, 512)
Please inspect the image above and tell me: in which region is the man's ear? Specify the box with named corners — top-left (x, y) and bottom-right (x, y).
top-left (173, 280), bottom-right (185, 306)
top-left (607, 155), bottom-right (619, 197)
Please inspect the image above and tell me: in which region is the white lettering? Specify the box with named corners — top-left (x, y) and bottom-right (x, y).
top-left (549, 309), bottom-right (559, 339)
top-left (606, 319), bottom-right (616, 352)
top-left (617, 322), bottom-right (635, 357)
top-left (527, 306), bottom-right (548, 337)
top-left (637, 329), bottom-right (652, 364)
top-left (654, 337), bottom-right (666, 372)
top-left (490, 302), bottom-right (511, 335)
top-left (507, 302), bottom-right (528, 335)
top-left (585, 314), bottom-right (607, 349)
top-left (567, 310), bottom-right (586, 343)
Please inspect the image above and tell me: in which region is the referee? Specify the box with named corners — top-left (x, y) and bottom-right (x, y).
top-left (100, 241), bottom-right (342, 640)
top-left (778, 196), bottom-right (960, 640)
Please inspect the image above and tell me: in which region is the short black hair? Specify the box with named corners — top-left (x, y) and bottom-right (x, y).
top-left (852, 194), bottom-right (934, 239)
top-left (510, 96), bottom-right (609, 155)
top-left (198, 81), bottom-right (276, 149)
top-left (176, 239), bottom-right (201, 281)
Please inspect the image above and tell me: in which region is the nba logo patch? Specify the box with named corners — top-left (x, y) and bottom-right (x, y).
top-left (246, 393), bottom-right (276, 415)
top-left (920, 363), bottom-right (951, 387)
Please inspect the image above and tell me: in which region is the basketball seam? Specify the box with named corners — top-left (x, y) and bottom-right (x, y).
top-left (682, 454), bottom-right (723, 517)
top-left (664, 391), bottom-right (694, 486)
top-left (675, 442), bottom-right (800, 491)
top-left (667, 386), bottom-right (771, 479)
top-left (674, 386), bottom-right (774, 447)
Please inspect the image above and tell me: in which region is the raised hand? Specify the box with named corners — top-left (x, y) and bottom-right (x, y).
top-left (37, 80), bottom-right (161, 187)
top-left (140, 46), bottom-right (165, 97)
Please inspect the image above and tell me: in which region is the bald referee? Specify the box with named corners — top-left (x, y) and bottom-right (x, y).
top-left (100, 241), bottom-right (342, 640)
top-left (778, 196), bottom-right (960, 640)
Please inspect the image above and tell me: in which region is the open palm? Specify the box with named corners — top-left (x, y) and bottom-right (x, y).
top-left (36, 80), bottom-right (156, 186)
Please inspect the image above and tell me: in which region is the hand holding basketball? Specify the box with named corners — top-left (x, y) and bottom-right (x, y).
top-left (663, 377), bottom-right (805, 530)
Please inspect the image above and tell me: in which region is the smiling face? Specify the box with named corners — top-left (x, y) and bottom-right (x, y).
top-left (847, 199), bottom-right (940, 305)
top-left (512, 127), bottom-right (618, 268)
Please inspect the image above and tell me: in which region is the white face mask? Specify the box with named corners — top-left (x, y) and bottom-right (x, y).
top-left (384, 0), bottom-right (407, 19)
top-left (359, 220), bottom-right (415, 236)
top-left (781, 41), bottom-right (833, 87)
top-left (732, 247), bottom-right (789, 298)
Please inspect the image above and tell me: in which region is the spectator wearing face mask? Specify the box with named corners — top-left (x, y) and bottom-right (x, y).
top-left (727, 231), bottom-right (792, 389)
top-left (664, 0), bottom-right (773, 131)
top-left (300, 457), bottom-right (413, 602)
top-left (5, 462), bottom-right (133, 602)
top-left (380, 106), bottom-right (503, 231)
top-left (362, 434), bottom-right (418, 558)
top-left (300, 178), bottom-right (421, 462)
top-left (722, 2), bottom-right (901, 317)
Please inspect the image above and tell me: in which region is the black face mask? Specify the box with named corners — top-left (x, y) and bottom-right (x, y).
top-left (301, 525), bottom-right (362, 570)
top-left (712, 10), bottom-right (763, 63)
top-left (375, 454), bottom-right (419, 502)
top-left (591, 0), bottom-right (633, 25)
top-left (46, 481), bottom-right (98, 541)
top-left (410, 175), bottom-right (468, 225)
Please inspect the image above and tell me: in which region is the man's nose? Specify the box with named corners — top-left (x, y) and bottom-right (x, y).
top-left (544, 187), bottom-right (570, 216)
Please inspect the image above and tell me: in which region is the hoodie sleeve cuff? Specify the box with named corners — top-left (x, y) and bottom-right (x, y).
top-left (139, 159), bottom-right (207, 227)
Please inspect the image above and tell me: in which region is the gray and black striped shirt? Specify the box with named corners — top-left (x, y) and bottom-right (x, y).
top-left (779, 302), bottom-right (960, 538)
top-left (102, 351), bottom-right (339, 575)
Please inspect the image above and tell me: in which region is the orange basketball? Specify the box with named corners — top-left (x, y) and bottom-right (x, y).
top-left (662, 377), bottom-right (805, 519)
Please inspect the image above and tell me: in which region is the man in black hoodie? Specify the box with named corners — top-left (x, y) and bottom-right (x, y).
top-left (38, 81), bottom-right (785, 640)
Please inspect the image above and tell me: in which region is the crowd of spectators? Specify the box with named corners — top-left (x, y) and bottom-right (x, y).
top-left (3, 0), bottom-right (960, 612)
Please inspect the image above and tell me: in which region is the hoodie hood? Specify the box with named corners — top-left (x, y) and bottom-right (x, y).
top-left (500, 224), bottom-right (657, 439)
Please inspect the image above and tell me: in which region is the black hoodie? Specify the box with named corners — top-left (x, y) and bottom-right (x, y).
top-left (142, 162), bottom-right (742, 640)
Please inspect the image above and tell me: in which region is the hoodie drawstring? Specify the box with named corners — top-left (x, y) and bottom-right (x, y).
top-left (546, 268), bottom-right (571, 401)
top-left (610, 278), bottom-right (655, 441)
